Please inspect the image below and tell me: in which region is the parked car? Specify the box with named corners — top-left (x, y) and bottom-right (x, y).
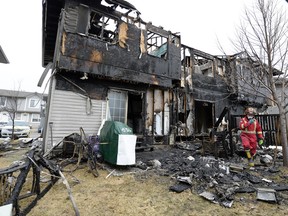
top-left (0, 121), bottom-right (8, 137)
top-left (1, 120), bottom-right (31, 138)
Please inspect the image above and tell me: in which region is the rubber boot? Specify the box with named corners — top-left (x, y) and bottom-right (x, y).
top-left (251, 153), bottom-right (256, 163)
top-left (245, 150), bottom-right (254, 167)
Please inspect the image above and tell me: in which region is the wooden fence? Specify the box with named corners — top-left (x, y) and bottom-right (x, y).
top-left (230, 114), bottom-right (280, 146)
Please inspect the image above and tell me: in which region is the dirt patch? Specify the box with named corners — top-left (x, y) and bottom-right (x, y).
top-left (1, 143), bottom-right (288, 215)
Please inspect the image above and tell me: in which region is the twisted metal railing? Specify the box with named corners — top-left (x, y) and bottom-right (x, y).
top-left (0, 128), bottom-right (98, 215)
top-left (0, 145), bottom-right (61, 216)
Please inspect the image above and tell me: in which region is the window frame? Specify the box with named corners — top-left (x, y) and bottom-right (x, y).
top-left (29, 98), bottom-right (40, 109)
top-left (107, 89), bottom-right (128, 124)
top-left (147, 30), bottom-right (168, 59)
top-left (31, 113), bottom-right (41, 123)
top-left (88, 10), bottom-right (118, 43)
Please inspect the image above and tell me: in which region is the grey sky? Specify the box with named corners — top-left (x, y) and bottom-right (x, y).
top-left (130, 0), bottom-right (250, 54)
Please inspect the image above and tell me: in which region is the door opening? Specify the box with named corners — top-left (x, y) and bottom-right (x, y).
top-left (127, 93), bottom-right (143, 135)
top-left (195, 101), bottom-right (214, 134)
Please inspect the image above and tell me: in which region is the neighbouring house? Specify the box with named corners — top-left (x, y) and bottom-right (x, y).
top-left (41, 0), bottom-right (273, 152)
top-left (0, 89), bottom-right (47, 129)
top-left (225, 53), bottom-right (282, 146)
top-left (265, 77), bottom-right (288, 115)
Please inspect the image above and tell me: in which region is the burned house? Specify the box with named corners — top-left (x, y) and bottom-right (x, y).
top-left (41, 0), bottom-right (271, 152)
top-left (42, 0), bottom-right (180, 151)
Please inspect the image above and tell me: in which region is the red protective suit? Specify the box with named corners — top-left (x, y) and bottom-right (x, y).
top-left (239, 116), bottom-right (264, 156)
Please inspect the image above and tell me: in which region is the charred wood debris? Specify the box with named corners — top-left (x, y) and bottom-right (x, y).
top-left (136, 141), bottom-right (286, 207)
top-left (0, 133), bottom-right (288, 214)
top-left (0, 139), bottom-right (60, 215)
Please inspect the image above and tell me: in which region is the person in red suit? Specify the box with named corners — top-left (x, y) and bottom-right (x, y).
top-left (239, 107), bottom-right (264, 166)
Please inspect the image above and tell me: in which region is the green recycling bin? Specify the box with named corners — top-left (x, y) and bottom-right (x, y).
top-left (100, 121), bottom-right (137, 165)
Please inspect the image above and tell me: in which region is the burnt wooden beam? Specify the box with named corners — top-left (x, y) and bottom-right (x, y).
top-left (18, 155), bottom-right (60, 215)
top-left (58, 55), bottom-right (173, 87)
top-left (4, 150), bottom-right (35, 214)
top-left (214, 106), bottom-right (229, 128)
top-left (181, 44), bottom-right (216, 60)
top-left (57, 31), bottom-right (181, 87)
top-left (146, 23), bottom-right (170, 37)
top-left (1, 149), bottom-right (61, 215)
top-left (55, 71), bottom-right (149, 99)
top-left (192, 73), bottom-right (230, 94)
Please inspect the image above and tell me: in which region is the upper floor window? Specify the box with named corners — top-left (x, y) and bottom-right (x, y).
top-left (0, 96), bottom-right (6, 107)
top-left (29, 99), bottom-right (40, 109)
top-left (88, 11), bottom-right (117, 43)
top-left (147, 31), bottom-right (168, 59)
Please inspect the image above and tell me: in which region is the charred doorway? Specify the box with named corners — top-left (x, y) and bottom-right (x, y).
top-left (127, 92), bottom-right (144, 135)
top-left (194, 101), bottom-right (214, 134)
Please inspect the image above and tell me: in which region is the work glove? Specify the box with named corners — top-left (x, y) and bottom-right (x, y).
top-left (248, 118), bottom-right (255, 124)
top-left (258, 139), bottom-right (264, 145)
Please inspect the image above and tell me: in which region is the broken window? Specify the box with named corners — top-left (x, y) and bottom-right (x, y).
top-left (0, 96), bottom-right (6, 107)
top-left (194, 58), bottom-right (214, 77)
top-left (88, 11), bottom-right (117, 43)
top-left (147, 31), bottom-right (168, 59)
top-left (107, 90), bottom-right (128, 124)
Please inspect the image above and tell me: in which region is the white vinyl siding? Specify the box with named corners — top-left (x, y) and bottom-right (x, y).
top-left (45, 89), bottom-right (106, 151)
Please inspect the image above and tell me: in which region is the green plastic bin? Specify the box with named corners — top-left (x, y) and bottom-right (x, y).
top-left (100, 121), bottom-right (137, 165)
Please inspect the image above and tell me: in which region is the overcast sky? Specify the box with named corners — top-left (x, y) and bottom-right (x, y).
top-left (131, 0), bottom-right (250, 53)
top-left (1, 0), bottom-right (284, 93)
top-left (0, 0), bottom-right (42, 93)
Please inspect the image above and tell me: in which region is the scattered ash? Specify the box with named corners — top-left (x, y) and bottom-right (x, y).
top-left (135, 141), bottom-right (288, 207)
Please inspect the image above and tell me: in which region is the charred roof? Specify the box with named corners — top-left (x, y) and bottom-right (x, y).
top-left (42, 0), bottom-right (139, 67)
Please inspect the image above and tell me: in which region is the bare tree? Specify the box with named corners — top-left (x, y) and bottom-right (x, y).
top-left (232, 0), bottom-right (288, 166)
top-left (0, 86), bottom-right (24, 140)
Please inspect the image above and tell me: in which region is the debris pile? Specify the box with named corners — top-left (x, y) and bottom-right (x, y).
top-left (136, 141), bottom-right (288, 207)
top-left (1, 134), bottom-right (288, 213)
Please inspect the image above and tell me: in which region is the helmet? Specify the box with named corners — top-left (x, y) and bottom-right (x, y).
top-left (245, 107), bottom-right (256, 116)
